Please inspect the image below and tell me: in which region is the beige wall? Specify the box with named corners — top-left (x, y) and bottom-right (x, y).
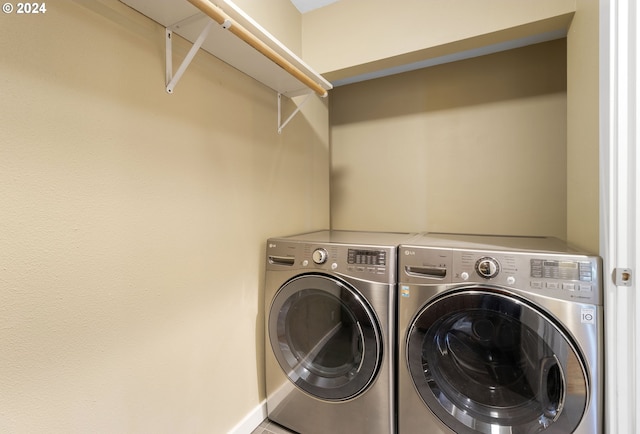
top-left (567, 0), bottom-right (600, 253)
top-left (303, 0), bottom-right (575, 81)
top-left (324, 0), bottom-right (600, 251)
top-left (0, 1), bottom-right (328, 432)
top-left (234, 0), bottom-right (302, 55)
top-left (330, 40), bottom-right (567, 237)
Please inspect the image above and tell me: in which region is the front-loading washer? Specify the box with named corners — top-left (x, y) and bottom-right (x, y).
top-left (397, 233), bottom-right (603, 434)
top-left (265, 230), bottom-right (417, 434)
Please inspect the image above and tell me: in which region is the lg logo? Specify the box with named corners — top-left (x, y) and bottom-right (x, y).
top-left (404, 250), bottom-right (416, 256)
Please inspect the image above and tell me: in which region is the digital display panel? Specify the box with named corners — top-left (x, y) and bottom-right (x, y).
top-left (348, 249), bottom-right (386, 266)
top-left (531, 259), bottom-right (592, 281)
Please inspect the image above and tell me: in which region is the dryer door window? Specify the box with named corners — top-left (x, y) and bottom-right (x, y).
top-left (406, 289), bottom-right (588, 434)
top-left (269, 274), bottom-right (382, 401)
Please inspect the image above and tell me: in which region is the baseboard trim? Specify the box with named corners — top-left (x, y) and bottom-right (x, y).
top-left (228, 400), bottom-right (267, 434)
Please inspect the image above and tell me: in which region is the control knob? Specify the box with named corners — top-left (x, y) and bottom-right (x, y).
top-left (476, 257), bottom-right (500, 279)
top-left (312, 248), bottom-right (328, 264)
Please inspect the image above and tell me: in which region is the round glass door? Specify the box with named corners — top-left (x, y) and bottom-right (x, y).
top-left (407, 289), bottom-right (588, 433)
top-left (269, 273), bottom-right (382, 401)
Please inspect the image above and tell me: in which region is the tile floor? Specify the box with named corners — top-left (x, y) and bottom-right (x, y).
top-left (251, 419), bottom-right (296, 434)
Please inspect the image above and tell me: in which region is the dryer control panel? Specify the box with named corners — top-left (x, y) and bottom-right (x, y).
top-left (267, 239), bottom-right (398, 284)
top-left (400, 245), bottom-right (602, 305)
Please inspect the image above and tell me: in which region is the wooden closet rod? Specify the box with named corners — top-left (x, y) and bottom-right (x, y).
top-left (185, 0), bottom-right (329, 98)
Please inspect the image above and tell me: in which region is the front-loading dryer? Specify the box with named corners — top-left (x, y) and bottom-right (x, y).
top-left (397, 233), bottom-right (603, 434)
top-left (265, 230), bottom-right (417, 434)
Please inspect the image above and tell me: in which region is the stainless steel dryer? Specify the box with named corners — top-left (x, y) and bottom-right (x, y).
top-left (397, 233), bottom-right (603, 434)
top-left (265, 230), bottom-right (417, 434)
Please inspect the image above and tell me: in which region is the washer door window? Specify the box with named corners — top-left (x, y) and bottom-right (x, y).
top-left (269, 274), bottom-right (382, 401)
top-left (407, 289), bottom-right (588, 433)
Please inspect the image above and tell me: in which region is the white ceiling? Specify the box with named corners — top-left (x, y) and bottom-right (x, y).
top-left (289, 0), bottom-right (340, 13)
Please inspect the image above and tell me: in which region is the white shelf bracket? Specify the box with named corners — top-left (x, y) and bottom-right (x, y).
top-left (165, 19), bottom-right (215, 94)
top-left (277, 92), bottom-right (313, 134)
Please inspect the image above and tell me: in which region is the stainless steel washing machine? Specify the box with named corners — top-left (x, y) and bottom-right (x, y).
top-left (397, 233), bottom-right (603, 434)
top-left (265, 230), bottom-right (417, 434)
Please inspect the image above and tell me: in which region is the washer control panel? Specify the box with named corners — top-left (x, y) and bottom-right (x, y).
top-left (399, 245), bottom-right (602, 304)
